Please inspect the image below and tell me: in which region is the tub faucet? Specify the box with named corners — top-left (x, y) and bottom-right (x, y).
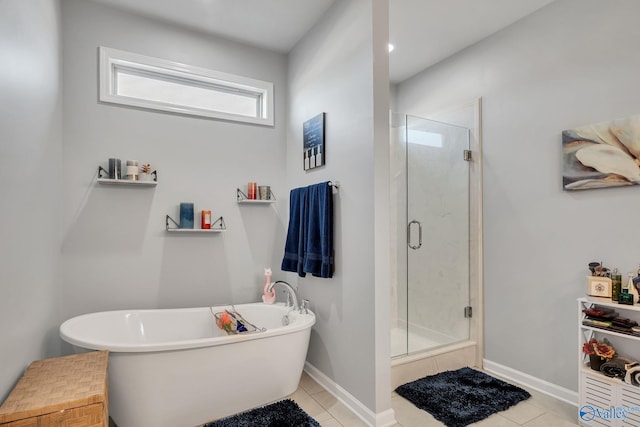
top-left (266, 281), bottom-right (299, 311)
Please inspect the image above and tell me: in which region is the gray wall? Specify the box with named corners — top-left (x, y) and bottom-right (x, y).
top-left (0, 0), bottom-right (62, 401)
top-left (2, 0), bottom-right (391, 418)
top-left (0, 0), bottom-right (392, 418)
top-left (60, 0), bottom-right (391, 416)
top-left (286, 0), bottom-right (389, 412)
top-left (60, 0), bottom-right (288, 320)
top-left (396, 0), bottom-right (640, 392)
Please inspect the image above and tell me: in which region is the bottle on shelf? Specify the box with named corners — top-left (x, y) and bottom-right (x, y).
top-left (612, 268), bottom-right (622, 302)
top-left (201, 210), bottom-right (211, 229)
top-left (620, 273), bottom-right (635, 305)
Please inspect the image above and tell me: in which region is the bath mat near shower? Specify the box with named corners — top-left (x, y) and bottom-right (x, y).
top-left (201, 399), bottom-right (320, 427)
top-left (395, 367), bottom-right (530, 427)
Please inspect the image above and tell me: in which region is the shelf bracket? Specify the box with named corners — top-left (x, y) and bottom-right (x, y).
top-left (237, 188), bottom-right (249, 201)
top-left (212, 216), bottom-right (226, 230)
top-left (165, 215), bottom-right (181, 231)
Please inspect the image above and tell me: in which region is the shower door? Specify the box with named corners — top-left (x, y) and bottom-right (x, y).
top-left (392, 113), bottom-right (470, 356)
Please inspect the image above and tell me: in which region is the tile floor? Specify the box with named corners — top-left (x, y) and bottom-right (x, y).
top-left (289, 371), bottom-right (580, 427)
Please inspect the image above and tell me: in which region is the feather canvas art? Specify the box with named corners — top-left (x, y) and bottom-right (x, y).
top-left (563, 114), bottom-right (640, 190)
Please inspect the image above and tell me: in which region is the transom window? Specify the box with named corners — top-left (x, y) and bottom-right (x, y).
top-left (99, 47), bottom-right (274, 126)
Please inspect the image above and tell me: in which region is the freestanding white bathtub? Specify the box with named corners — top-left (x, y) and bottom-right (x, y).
top-left (59, 302), bottom-right (315, 427)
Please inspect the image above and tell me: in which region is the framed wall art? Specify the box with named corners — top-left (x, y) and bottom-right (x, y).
top-left (303, 113), bottom-right (325, 170)
top-left (563, 114), bottom-right (640, 190)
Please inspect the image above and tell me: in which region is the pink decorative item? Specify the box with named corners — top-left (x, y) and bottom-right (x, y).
top-left (262, 268), bottom-right (275, 304)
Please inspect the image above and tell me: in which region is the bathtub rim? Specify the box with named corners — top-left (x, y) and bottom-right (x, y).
top-left (60, 302), bottom-right (315, 353)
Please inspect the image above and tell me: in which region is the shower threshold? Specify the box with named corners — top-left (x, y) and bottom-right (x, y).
top-left (391, 326), bottom-right (466, 358)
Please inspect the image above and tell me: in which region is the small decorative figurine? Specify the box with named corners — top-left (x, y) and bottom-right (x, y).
top-left (633, 269), bottom-right (640, 304)
top-left (262, 268), bottom-right (275, 304)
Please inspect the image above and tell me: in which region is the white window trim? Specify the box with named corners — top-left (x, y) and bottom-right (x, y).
top-left (99, 46), bottom-right (274, 126)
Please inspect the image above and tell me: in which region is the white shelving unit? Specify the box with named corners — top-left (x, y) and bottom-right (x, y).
top-left (578, 297), bottom-right (640, 426)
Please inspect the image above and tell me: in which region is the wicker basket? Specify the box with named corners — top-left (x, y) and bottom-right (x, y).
top-left (0, 351), bottom-right (109, 427)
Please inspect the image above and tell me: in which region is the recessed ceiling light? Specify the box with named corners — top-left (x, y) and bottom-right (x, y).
top-left (388, 43), bottom-right (395, 53)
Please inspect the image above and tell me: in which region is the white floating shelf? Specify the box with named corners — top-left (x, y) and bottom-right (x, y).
top-left (237, 199), bottom-right (275, 204)
top-left (236, 188), bottom-right (276, 203)
top-left (165, 215), bottom-right (226, 233)
top-left (166, 228), bottom-right (225, 233)
top-left (98, 178), bottom-right (157, 186)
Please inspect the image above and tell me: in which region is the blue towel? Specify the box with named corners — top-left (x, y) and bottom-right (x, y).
top-left (281, 182), bottom-right (334, 278)
top-left (303, 182), bottom-right (333, 278)
top-left (281, 187), bottom-right (307, 276)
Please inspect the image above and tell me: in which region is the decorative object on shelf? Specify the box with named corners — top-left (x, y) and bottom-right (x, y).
top-left (125, 160), bottom-right (139, 181)
top-left (259, 186), bottom-right (271, 200)
top-left (620, 288), bottom-right (635, 305)
top-left (563, 113), bottom-right (640, 191)
top-left (588, 261), bottom-right (601, 275)
top-left (165, 214), bottom-right (225, 232)
top-left (618, 272), bottom-right (638, 305)
top-left (108, 158), bottom-right (122, 179)
top-left (624, 363), bottom-right (640, 386)
top-left (262, 268), bottom-right (275, 304)
top-left (582, 338), bottom-right (616, 371)
top-left (631, 269), bottom-right (640, 304)
top-left (586, 261), bottom-right (612, 298)
top-left (600, 357), bottom-right (635, 379)
top-left (587, 276), bottom-right (612, 298)
top-left (303, 113), bottom-right (325, 170)
top-left (587, 261), bottom-right (610, 277)
top-left (612, 268), bottom-right (622, 302)
top-left (139, 163), bottom-right (154, 181)
top-left (247, 182), bottom-right (257, 199)
top-left (179, 203), bottom-right (194, 229)
top-left (588, 355), bottom-right (605, 372)
top-left (237, 187), bottom-right (276, 203)
top-left (201, 210), bottom-right (211, 229)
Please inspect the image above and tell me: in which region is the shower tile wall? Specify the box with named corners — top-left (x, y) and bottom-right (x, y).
top-left (406, 119), bottom-right (469, 345)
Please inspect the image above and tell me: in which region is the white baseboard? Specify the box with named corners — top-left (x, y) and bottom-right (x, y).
top-left (304, 362), bottom-right (397, 427)
top-left (483, 359), bottom-right (578, 407)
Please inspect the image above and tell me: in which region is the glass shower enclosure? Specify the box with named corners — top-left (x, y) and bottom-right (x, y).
top-left (390, 113), bottom-right (471, 357)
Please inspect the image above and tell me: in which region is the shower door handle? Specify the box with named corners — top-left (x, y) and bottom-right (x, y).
top-left (408, 220), bottom-right (422, 250)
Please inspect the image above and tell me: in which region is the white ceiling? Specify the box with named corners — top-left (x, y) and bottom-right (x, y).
top-left (90, 0), bottom-right (336, 52)
top-left (91, 0), bottom-right (556, 83)
top-left (389, 0), bottom-right (555, 82)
